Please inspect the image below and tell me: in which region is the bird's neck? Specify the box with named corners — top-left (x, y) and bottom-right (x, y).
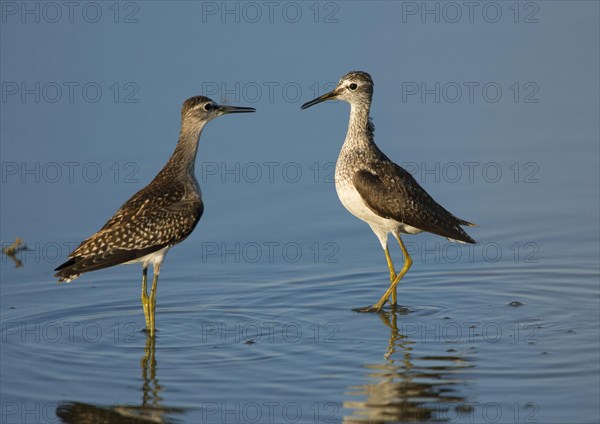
top-left (164, 120), bottom-right (207, 178)
top-left (344, 102), bottom-right (375, 150)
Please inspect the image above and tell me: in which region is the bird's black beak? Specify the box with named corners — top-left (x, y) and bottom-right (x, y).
top-left (218, 105), bottom-right (256, 115)
top-left (301, 89), bottom-right (339, 110)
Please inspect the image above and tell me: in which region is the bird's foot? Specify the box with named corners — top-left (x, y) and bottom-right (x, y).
top-left (353, 304), bottom-right (384, 313)
top-left (389, 304), bottom-right (411, 314)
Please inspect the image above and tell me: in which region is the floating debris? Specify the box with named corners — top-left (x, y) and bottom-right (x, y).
top-left (2, 237), bottom-right (27, 268)
top-left (509, 301), bottom-right (524, 307)
top-left (2, 237), bottom-right (26, 255)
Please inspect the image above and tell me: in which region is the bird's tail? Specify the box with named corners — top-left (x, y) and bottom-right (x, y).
top-left (54, 258), bottom-right (81, 283)
top-left (446, 218), bottom-right (477, 244)
top-left (441, 216), bottom-right (477, 244)
top-left (56, 274), bottom-right (81, 283)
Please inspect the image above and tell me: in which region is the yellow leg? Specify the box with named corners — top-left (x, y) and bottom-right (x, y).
top-left (148, 264), bottom-right (160, 337)
top-left (141, 267), bottom-right (151, 331)
top-left (384, 245), bottom-right (398, 305)
top-left (372, 235), bottom-right (412, 311)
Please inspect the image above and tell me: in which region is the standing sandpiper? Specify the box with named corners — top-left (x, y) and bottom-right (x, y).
top-left (301, 71), bottom-right (476, 312)
top-left (55, 96), bottom-right (255, 336)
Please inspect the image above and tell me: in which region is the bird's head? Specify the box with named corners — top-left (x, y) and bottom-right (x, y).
top-left (182, 96), bottom-right (255, 122)
top-left (301, 71), bottom-right (374, 110)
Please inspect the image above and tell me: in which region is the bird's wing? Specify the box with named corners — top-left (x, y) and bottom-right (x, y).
top-left (70, 198), bottom-right (203, 257)
top-left (55, 182), bottom-right (203, 277)
top-left (352, 164), bottom-right (475, 243)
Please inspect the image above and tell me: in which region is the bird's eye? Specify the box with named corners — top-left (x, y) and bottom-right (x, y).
top-left (204, 103), bottom-right (214, 111)
top-left (349, 83), bottom-right (358, 90)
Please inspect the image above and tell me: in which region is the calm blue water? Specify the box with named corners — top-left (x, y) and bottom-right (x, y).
top-left (1, 2), bottom-right (599, 423)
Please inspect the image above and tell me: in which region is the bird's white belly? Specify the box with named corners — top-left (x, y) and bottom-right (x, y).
top-left (336, 180), bottom-right (395, 228)
top-left (335, 179), bottom-right (422, 236)
top-left (124, 246), bottom-right (170, 268)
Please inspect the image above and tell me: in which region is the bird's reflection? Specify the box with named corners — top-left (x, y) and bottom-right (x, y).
top-left (140, 337), bottom-right (163, 416)
top-left (56, 337), bottom-right (182, 423)
top-left (344, 311), bottom-right (473, 423)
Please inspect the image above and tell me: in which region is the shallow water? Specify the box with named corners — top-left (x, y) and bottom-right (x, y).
top-left (2, 2), bottom-right (599, 424)
top-left (2, 148), bottom-right (599, 423)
